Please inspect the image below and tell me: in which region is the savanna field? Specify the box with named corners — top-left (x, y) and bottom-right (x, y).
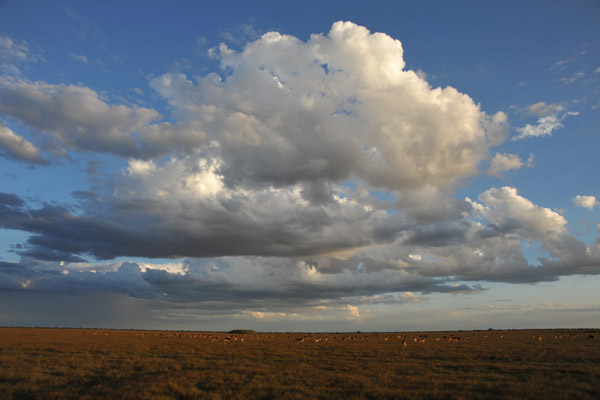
top-left (0, 328), bottom-right (598, 399)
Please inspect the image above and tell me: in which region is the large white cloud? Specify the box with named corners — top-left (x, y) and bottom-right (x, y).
top-left (151, 21), bottom-right (507, 193)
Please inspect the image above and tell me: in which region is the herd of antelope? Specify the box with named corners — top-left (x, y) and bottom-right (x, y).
top-left (79, 330), bottom-right (597, 347)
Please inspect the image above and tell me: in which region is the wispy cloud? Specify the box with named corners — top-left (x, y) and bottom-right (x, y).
top-left (513, 102), bottom-right (578, 140)
top-left (558, 71), bottom-right (584, 85)
top-left (0, 36), bottom-right (37, 63)
top-left (0, 36), bottom-right (42, 75)
top-left (69, 53), bottom-right (89, 64)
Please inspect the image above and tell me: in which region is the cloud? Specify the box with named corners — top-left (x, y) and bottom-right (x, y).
top-left (346, 304), bottom-right (361, 320)
top-left (0, 77), bottom-right (208, 159)
top-left (2, 22), bottom-right (600, 319)
top-left (1, 183), bottom-right (600, 314)
top-left (522, 102), bottom-right (564, 117)
top-left (152, 21), bottom-right (507, 193)
top-left (69, 53), bottom-right (89, 64)
top-left (0, 36), bottom-right (41, 75)
top-left (558, 71), bottom-right (584, 85)
top-left (487, 153), bottom-right (523, 178)
top-left (472, 186), bottom-right (566, 240)
top-left (0, 36), bottom-right (39, 64)
top-left (573, 195), bottom-right (598, 211)
top-left (2, 22), bottom-right (507, 190)
top-left (0, 120), bottom-right (45, 163)
top-left (513, 103), bottom-right (578, 140)
top-left (526, 153), bottom-right (535, 168)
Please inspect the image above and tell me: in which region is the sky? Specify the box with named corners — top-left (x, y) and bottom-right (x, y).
top-left (0, 0), bottom-right (599, 332)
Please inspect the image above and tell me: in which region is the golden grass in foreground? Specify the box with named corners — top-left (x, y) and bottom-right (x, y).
top-left (0, 328), bottom-right (598, 399)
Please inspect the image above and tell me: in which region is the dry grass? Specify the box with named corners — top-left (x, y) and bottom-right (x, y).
top-left (0, 328), bottom-right (598, 399)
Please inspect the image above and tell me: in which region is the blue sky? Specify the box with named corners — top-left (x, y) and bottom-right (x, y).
top-left (0, 0), bottom-right (599, 331)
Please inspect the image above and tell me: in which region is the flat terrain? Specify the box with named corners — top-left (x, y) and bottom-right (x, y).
top-left (0, 328), bottom-right (598, 399)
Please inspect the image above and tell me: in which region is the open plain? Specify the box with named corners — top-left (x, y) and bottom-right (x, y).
top-left (0, 327), bottom-right (598, 399)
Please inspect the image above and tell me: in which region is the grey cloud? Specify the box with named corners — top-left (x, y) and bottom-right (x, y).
top-left (0, 78), bottom-right (207, 159)
top-left (0, 120), bottom-right (46, 163)
top-left (0, 190), bottom-right (396, 260)
top-left (0, 192), bottom-right (24, 208)
top-left (3, 181), bottom-right (600, 293)
top-left (406, 221), bottom-right (469, 247)
top-left (475, 219), bottom-right (522, 239)
top-left (0, 256), bottom-right (480, 317)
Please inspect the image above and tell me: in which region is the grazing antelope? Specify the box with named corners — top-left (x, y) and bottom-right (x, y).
top-left (402, 339), bottom-right (408, 348)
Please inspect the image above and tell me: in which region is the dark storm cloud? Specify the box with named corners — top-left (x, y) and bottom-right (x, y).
top-left (406, 221), bottom-right (469, 247)
top-left (0, 255), bottom-right (484, 317)
top-left (0, 191), bottom-right (393, 260)
top-left (3, 187), bottom-right (600, 296)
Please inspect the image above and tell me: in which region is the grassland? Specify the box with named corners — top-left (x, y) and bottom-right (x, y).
top-left (0, 328), bottom-right (598, 399)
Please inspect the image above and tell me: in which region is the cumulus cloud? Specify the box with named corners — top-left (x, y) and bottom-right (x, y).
top-left (487, 153), bottom-right (523, 178)
top-left (471, 186), bottom-right (566, 240)
top-left (151, 21), bottom-right (507, 193)
top-left (0, 120), bottom-right (44, 163)
top-left (2, 22), bottom-right (507, 190)
top-left (573, 195), bottom-right (598, 211)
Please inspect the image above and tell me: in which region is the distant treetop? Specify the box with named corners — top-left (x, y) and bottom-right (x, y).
top-left (228, 329), bottom-right (256, 334)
